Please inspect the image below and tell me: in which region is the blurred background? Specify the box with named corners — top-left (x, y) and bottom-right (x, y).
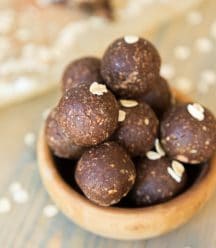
top-left (0, 0), bottom-right (215, 247)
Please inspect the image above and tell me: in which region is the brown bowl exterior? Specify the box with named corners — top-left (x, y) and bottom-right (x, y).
top-left (37, 90), bottom-right (216, 240)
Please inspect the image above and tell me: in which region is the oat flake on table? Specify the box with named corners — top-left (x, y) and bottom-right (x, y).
top-left (9, 182), bottom-right (22, 194)
top-left (0, 198), bottom-right (11, 213)
top-left (200, 70), bottom-right (216, 85)
top-left (195, 37), bottom-right (213, 53)
top-left (160, 63), bottom-right (175, 79)
top-left (174, 45), bottom-right (191, 60)
top-left (24, 132), bottom-right (36, 147)
top-left (186, 10), bottom-right (203, 25)
top-left (12, 189), bottom-right (29, 204)
top-left (43, 204), bottom-right (59, 218)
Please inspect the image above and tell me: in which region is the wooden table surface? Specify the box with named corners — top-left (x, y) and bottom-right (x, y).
top-left (0, 0), bottom-right (216, 247)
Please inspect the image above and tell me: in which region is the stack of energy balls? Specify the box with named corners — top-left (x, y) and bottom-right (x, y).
top-left (45, 36), bottom-right (216, 207)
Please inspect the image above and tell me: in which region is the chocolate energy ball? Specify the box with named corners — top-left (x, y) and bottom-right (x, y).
top-left (129, 157), bottom-right (187, 206)
top-left (45, 108), bottom-right (85, 159)
top-left (101, 36), bottom-right (161, 98)
top-left (161, 103), bottom-right (216, 164)
top-left (138, 76), bottom-right (172, 117)
top-left (75, 142), bottom-right (136, 206)
top-left (62, 57), bottom-right (103, 92)
top-left (115, 101), bottom-right (159, 157)
top-left (57, 83), bottom-right (119, 146)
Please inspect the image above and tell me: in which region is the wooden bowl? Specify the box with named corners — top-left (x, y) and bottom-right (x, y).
top-left (37, 90), bottom-right (216, 240)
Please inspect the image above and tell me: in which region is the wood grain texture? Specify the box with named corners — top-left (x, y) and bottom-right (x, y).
top-left (0, 0), bottom-right (216, 247)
